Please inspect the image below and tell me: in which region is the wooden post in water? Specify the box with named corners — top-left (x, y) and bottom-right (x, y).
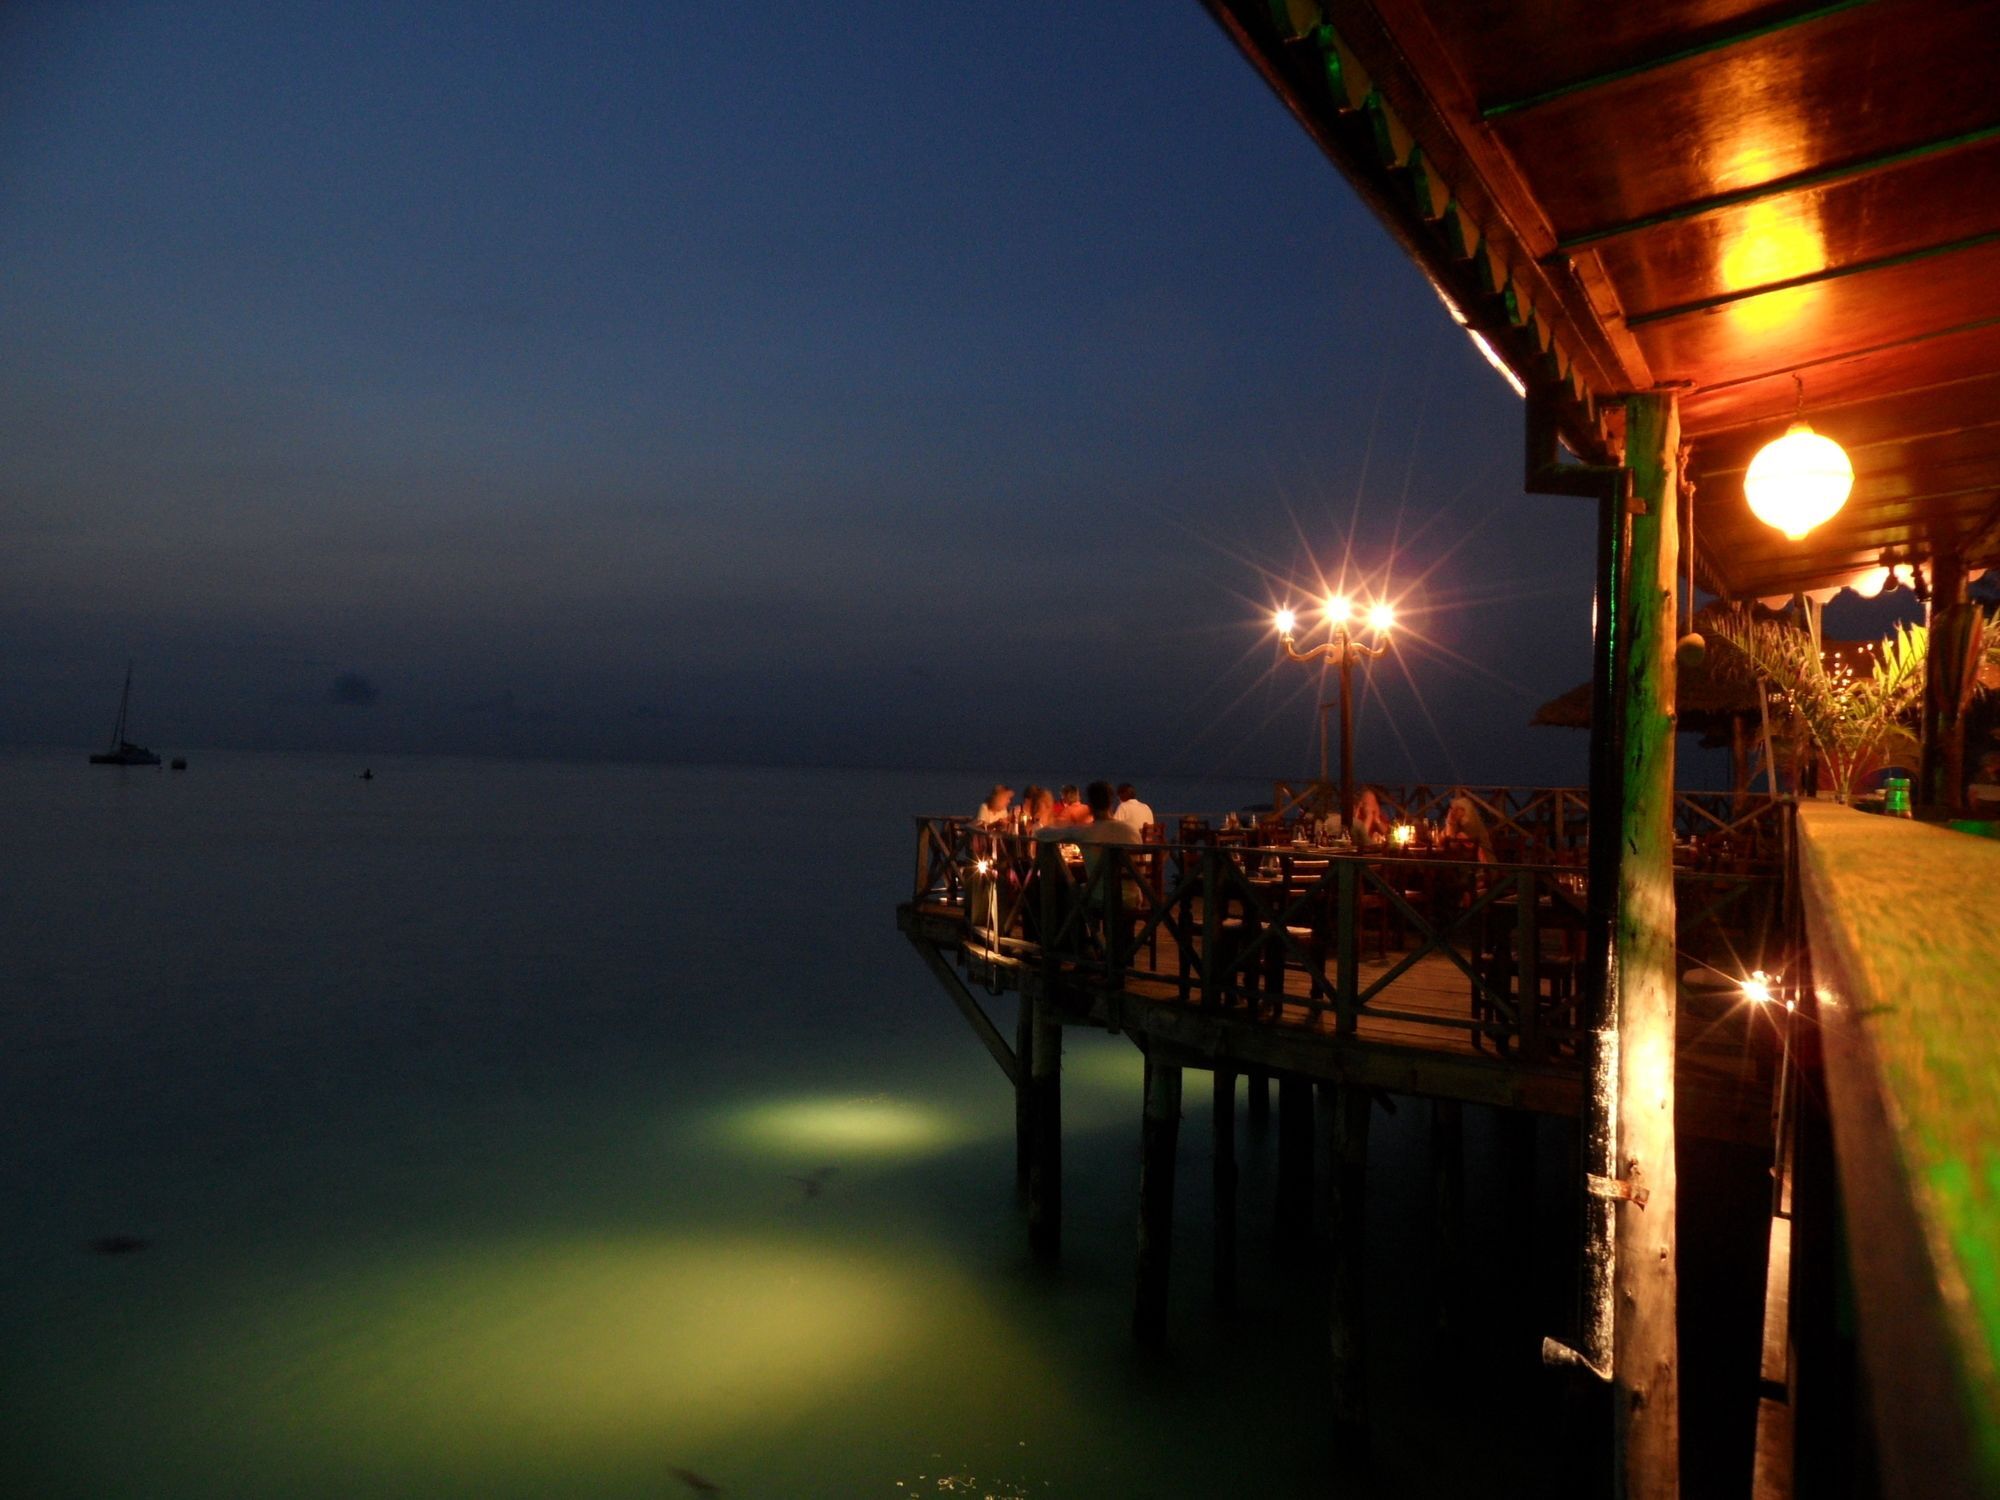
top-left (1500, 1107), bottom-right (1539, 1348)
top-left (1015, 998), bottom-right (1033, 1197)
top-left (1030, 844), bottom-right (1065, 1264)
top-left (1327, 1083), bottom-right (1372, 1433)
top-left (1133, 1054), bottom-right (1182, 1346)
top-left (1247, 1070), bottom-right (1270, 1131)
top-left (1213, 1067), bottom-right (1238, 1308)
top-left (1431, 1098), bottom-right (1465, 1334)
top-left (1028, 997), bottom-right (1063, 1264)
top-left (1276, 1075), bottom-right (1314, 1240)
top-left (1615, 389), bottom-right (1682, 1498)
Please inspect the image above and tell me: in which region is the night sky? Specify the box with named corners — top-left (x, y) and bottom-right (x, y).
top-left (5, 2), bottom-right (1674, 786)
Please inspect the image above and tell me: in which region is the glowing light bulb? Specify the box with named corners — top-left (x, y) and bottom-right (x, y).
top-left (1745, 420), bottom-right (1852, 540)
top-left (1367, 602), bottom-right (1396, 634)
top-left (1274, 607), bottom-right (1297, 637)
top-left (1742, 970), bottom-right (1775, 1006)
top-left (1325, 593), bottom-right (1352, 623)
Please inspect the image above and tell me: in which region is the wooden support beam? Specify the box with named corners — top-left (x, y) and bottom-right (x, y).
top-left (1213, 1067), bottom-right (1238, 1310)
top-left (1134, 1055), bottom-right (1182, 1347)
top-left (1327, 1084), bottom-right (1373, 1434)
top-left (1432, 1098), bottom-right (1465, 1334)
top-left (906, 932), bottom-right (1018, 1086)
top-left (1027, 995), bottom-right (1063, 1265)
top-left (1617, 390), bottom-right (1684, 1499)
top-left (1277, 1075), bottom-right (1315, 1242)
top-left (1247, 1070), bottom-right (1271, 1132)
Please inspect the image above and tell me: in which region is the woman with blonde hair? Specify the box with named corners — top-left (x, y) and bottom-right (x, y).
top-left (1442, 795), bottom-right (1495, 862)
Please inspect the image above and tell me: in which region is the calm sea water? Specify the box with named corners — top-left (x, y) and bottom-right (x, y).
top-left (2, 750), bottom-right (1584, 1499)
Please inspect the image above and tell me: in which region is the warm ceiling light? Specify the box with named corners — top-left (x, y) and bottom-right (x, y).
top-left (1745, 419), bottom-right (1852, 540)
top-left (1366, 602), bottom-right (1396, 633)
top-left (1274, 607), bottom-right (1297, 638)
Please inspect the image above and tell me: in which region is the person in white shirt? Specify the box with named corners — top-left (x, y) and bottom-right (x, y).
top-left (1037, 781), bottom-right (1141, 923)
top-left (1112, 782), bottom-right (1155, 833)
top-left (973, 784), bottom-right (1014, 826)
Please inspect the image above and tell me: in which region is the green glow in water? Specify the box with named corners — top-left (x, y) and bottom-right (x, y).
top-left (720, 1093), bottom-right (978, 1157)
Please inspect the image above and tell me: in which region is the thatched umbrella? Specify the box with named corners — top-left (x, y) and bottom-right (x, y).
top-left (1531, 632), bottom-right (1873, 791)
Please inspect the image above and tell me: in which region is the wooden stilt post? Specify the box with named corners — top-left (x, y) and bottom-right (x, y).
top-left (1276, 1075), bottom-right (1314, 1241)
top-left (1027, 995), bottom-right (1063, 1264)
top-left (1327, 1084), bottom-right (1372, 1433)
top-left (1213, 1067), bottom-right (1238, 1309)
top-left (1134, 1054), bottom-right (1182, 1346)
top-left (1431, 1098), bottom-right (1465, 1334)
top-left (1247, 1070), bottom-right (1270, 1132)
top-left (1501, 1107), bottom-right (1539, 1347)
top-left (1015, 997), bottom-right (1033, 1197)
top-left (1614, 390), bottom-right (1682, 1498)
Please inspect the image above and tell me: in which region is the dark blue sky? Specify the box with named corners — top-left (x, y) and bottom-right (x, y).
top-left (3, 1), bottom-right (1624, 785)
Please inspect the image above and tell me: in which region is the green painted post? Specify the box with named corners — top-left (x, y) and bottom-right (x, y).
top-left (1615, 390), bottom-right (1682, 1499)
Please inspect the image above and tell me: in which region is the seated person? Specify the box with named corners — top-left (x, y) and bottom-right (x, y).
top-left (1036, 780), bottom-right (1141, 897)
top-left (1349, 788), bottom-right (1391, 847)
top-left (1112, 782), bottom-right (1155, 832)
top-left (973, 783), bottom-right (1014, 826)
top-left (1051, 784), bottom-right (1094, 827)
top-left (1021, 786), bottom-right (1056, 831)
top-left (1442, 796), bottom-right (1496, 861)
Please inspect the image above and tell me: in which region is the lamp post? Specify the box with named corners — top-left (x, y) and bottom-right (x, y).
top-left (1274, 595), bottom-right (1394, 834)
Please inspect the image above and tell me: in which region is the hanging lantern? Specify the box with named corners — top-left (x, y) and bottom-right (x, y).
top-left (1744, 419), bottom-right (1852, 540)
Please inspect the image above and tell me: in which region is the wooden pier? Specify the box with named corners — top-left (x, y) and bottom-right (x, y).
top-left (898, 789), bottom-right (1794, 1423)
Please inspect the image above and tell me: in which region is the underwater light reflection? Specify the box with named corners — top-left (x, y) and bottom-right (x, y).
top-left (152, 1236), bottom-right (921, 1479)
top-left (725, 1095), bottom-right (974, 1157)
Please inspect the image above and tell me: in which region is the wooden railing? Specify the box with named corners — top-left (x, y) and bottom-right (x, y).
top-left (913, 813), bottom-right (1790, 1063)
top-left (1271, 782), bottom-right (1790, 856)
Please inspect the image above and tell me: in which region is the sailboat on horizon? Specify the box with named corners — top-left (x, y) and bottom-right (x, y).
top-left (89, 661), bottom-right (163, 767)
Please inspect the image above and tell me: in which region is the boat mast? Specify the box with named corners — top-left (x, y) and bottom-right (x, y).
top-left (111, 660), bottom-right (133, 747)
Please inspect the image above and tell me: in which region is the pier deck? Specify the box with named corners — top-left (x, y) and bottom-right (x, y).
top-left (902, 894), bottom-right (1778, 1145)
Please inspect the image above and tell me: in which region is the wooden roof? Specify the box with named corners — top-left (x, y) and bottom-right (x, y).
top-left (1205, 0), bottom-right (2000, 598)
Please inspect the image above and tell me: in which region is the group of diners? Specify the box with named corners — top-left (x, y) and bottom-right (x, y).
top-left (1340, 787), bottom-right (1496, 860)
top-left (973, 780), bottom-right (1155, 843)
top-left (973, 779), bottom-right (1495, 861)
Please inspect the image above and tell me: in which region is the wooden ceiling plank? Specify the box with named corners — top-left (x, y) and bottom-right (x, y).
top-left (1679, 317), bottom-right (2000, 440)
top-left (1690, 367), bottom-right (2000, 441)
top-left (1478, 0), bottom-right (1874, 120)
top-left (1556, 120), bottom-right (2000, 253)
top-left (1627, 229), bottom-right (2000, 327)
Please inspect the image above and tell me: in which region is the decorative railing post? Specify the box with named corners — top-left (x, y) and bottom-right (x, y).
top-left (1103, 848), bottom-right (1125, 979)
top-left (1516, 868), bottom-right (1541, 1060)
top-left (1335, 859), bottom-right (1360, 1035)
top-left (1200, 848), bottom-right (1222, 1009)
